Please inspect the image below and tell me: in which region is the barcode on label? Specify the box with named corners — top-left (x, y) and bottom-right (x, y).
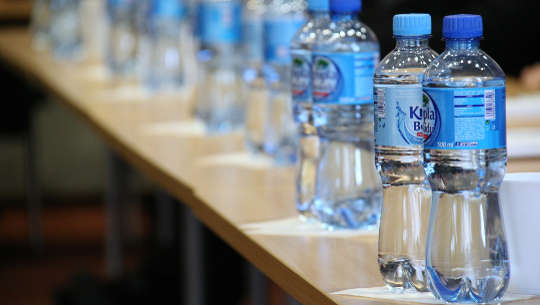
top-left (484, 89), bottom-right (495, 120)
top-left (375, 88), bottom-right (385, 118)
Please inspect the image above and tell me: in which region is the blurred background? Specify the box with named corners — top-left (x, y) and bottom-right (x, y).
top-left (0, 0), bottom-right (539, 304)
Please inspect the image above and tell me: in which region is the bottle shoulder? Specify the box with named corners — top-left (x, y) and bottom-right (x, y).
top-left (313, 19), bottom-right (379, 53)
top-left (290, 17), bottom-right (330, 49)
top-left (423, 48), bottom-right (505, 86)
top-left (375, 47), bottom-right (438, 76)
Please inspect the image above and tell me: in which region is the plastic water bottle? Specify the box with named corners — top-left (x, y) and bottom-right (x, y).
top-left (134, 0), bottom-right (152, 79)
top-left (106, 0), bottom-right (138, 76)
top-left (423, 15), bottom-right (509, 303)
top-left (241, 0), bottom-right (266, 153)
top-left (177, 0), bottom-right (199, 88)
top-left (31, 0), bottom-right (51, 50)
top-left (262, 0), bottom-right (305, 164)
top-left (374, 14), bottom-right (438, 291)
top-left (311, 0), bottom-right (381, 229)
top-left (142, 0), bottom-right (185, 92)
top-left (194, 0), bottom-right (243, 133)
top-left (289, 0), bottom-right (329, 217)
top-left (49, 0), bottom-right (83, 60)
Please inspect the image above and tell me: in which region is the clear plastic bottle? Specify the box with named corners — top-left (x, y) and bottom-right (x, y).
top-left (289, 0), bottom-right (329, 217)
top-left (423, 15), bottom-right (509, 303)
top-left (48, 0), bottom-right (83, 60)
top-left (106, 0), bottom-right (138, 77)
top-left (374, 14), bottom-right (438, 292)
top-left (262, 0), bottom-right (305, 164)
top-left (31, 0), bottom-right (51, 50)
top-left (194, 0), bottom-right (243, 133)
top-left (177, 0), bottom-right (198, 88)
top-left (241, 0), bottom-right (266, 153)
top-left (134, 0), bottom-right (152, 80)
top-left (311, 0), bottom-right (381, 229)
top-left (142, 0), bottom-right (185, 92)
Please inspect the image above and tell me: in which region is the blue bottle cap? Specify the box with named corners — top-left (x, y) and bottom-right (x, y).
top-left (393, 14), bottom-right (431, 36)
top-left (330, 0), bottom-right (361, 14)
top-left (443, 14), bottom-right (483, 39)
top-left (307, 0), bottom-right (329, 12)
top-left (151, 0), bottom-right (184, 18)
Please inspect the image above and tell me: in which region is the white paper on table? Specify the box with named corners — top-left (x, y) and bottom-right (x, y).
top-left (105, 84), bottom-right (151, 101)
top-left (332, 286), bottom-right (535, 304)
top-left (196, 152), bottom-right (275, 170)
top-left (82, 64), bottom-right (108, 82)
top-left (100, 83), bottom-right (193, 103)
top-left (507, 128), bottom-right (540, 158)
top-left (141, 120), bottom-right (206, 137)
top-left (241, 217), bottom-right (378, 237)
top-left (507, 94), bottom-right (540, 121)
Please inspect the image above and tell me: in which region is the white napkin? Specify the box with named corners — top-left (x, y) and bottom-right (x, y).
top-left (507, 94), bottom-right (540, 121)
top-left (196, 152), bottom-right (275, 170)
top-left (82, 64), bottom-right (108, 82)
top-left (332, 286), bottom-right (535, 304)
top-left (141, 120), bottom-right (206, 137)
top-left (101, 83), bottom-right (192, 102)
top-left (106, 84), bottom-right (151, 101)
top-left (241, 217), bottom-right (378, 237)
top-left (507, 128), bottom-right (540, 158)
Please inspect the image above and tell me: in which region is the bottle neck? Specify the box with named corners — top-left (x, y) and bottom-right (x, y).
top-left (395, 35), bottom-right (430, 49)
top-left (330, 11), bottom-right (358, 22)
top-left (308, 10), bottom-right (328, 19)
top-left (445, 38), bottom-right (481, 50)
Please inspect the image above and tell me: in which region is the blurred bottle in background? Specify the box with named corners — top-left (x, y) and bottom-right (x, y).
top-left (191, 0), bottom-right (202, 46)
top-left (49, 0), bottom-right (83, 60)
top-left (290, 0), bottom-right (328, 218)
top-left (177, 0), bottom-right (199, 88)
top-left (182, 0), bottom-right (198, 25)
top-left (31, 0), bottom-right (51, 50)
top-left (142, 0), bottom-right (185, 92)
top-left (106, 0), bottom-right (138, 77)
top-left (134, 0), bottom-right (151, 80)
top-left (262, 0), bottom-right (305, 164)
top-left (311, 0), bottom-right (381, 229)
top-left (194, 0), bottom-right (243, 133)
top-left (81, 0), bottom-right (107, 64)
top-left (374, 14), bottom-right (437, 292)
top-left (423, 15), bottom-right (509, 303)
top-left (242, 0), bottom-right (266, 153)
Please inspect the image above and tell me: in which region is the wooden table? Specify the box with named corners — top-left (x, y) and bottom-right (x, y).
top-left (1, 28), bottom-right (538, 305)
top-left (0, 0), bottom-right (31, 21)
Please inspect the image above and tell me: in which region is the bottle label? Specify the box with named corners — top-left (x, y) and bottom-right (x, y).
top-left (312, 52), bottom-right (379, 104)
top-left (199, 1), bottom-right (241, 44)
top-left (423, 86), bottom-right (506, 150)
top-left (241, 17), bottom-right (263, 61)
top-left (291, 49), bottom-right (311, 103)
top-left (375, 84), bottom-right (424, 146)
top-left (263, 17), bottom-right (305, 64)
top-left (193, 2), bottom-right (202, 37)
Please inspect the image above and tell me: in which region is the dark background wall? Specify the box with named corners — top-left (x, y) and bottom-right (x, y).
top-left (361, 0), bottom-right (539, 76)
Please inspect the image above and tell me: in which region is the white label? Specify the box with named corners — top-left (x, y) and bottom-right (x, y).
top-left (375, 87), bottom-right (386, 118)
top-left (484, 89), bottom-right (495, 120)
